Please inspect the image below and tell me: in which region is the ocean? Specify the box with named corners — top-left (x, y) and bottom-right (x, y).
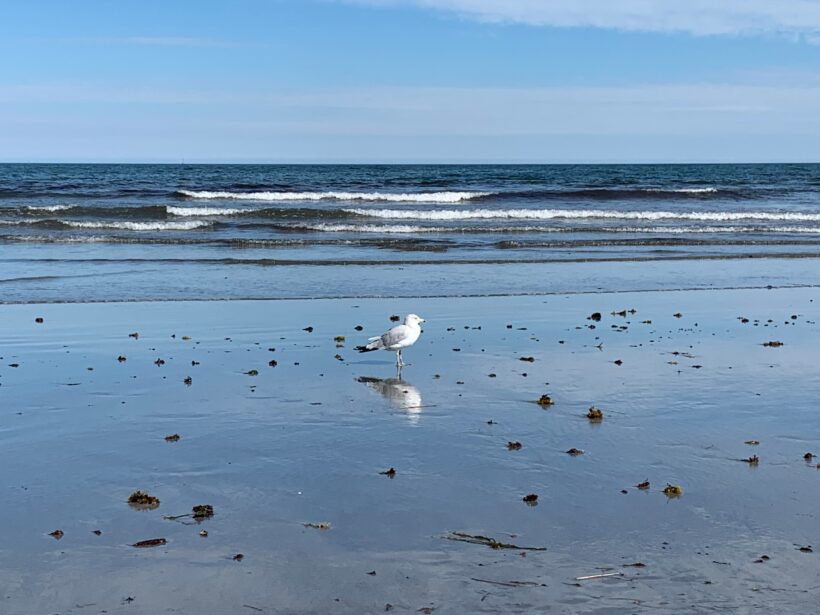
top-left (2, 163), bottom-right (820, 302)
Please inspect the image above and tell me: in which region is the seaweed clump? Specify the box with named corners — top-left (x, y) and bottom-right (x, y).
top-left (663, 484), bottom-right (683, 497)
top-left (586, 406), bottom-right (603, 421)
top-left (192, 504), bottom-right (214, 519)
top-left (128, 490), bottom-right (160, 509)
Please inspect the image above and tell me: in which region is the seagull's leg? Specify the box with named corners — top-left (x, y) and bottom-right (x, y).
top-left (397, 349), bottom-right (404, 367)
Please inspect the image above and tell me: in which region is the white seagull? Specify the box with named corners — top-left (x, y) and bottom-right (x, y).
top-left (356, 314), bottom-right (425, 367)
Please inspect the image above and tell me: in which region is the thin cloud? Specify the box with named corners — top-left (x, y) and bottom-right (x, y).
top-left (353, 0), bottom-right (820, 37)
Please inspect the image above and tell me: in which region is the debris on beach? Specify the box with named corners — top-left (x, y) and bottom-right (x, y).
top-left (48, 529), bottom-right (64, 539)
top-left (354, 325), bottom-right (363, 331)
top-left (589, 312), bottom-right (602, 321)
top-left (129, 332), bottom-right (139, 339)
top-left (303, 326), bottom-right (314, 332)
top-left (35, 317), bottom-right (44, 323)
top-left (741, 455), bottom-right (760, 465)
top-left (304, 522), bottom-right (331, 530)
top-left (488, 373), bottom-right (496, 378)
top-left (587, 406), bottom-right (604, 421)
top-left (200, 530), bottom-right (208, 537)
top-left (566, 448), bottom-right (584, 456)
top-left (334, 354), bottom-right (344, 361)
top-left (128, 490), bottom-right (160, 508)
top-left (797, 545), bottom-right (813, 553)
top-left (269, 360), bottom-right (278, 367)
top-left (519, 356), bottom-right (535, 362)
top-left (575, 572), bottom-right (623, 581)
top-left (183, 376), bottom-right (192, 385)
top-left (192, 504), bottom-right (214, 519)
top-left (379, 467), bottom-right (397, 478)
top-left (612, 309), bottom-right (627, 317)
top-left (613, 359), bottom-right (623, 366)
top-left (92, 530), bottom-right (102, 536)
top-left (673, 313), bottom-right (683, 318)
top-left (443, 531), bottom-right (546, 551)
top-left (507, 441), bottom-right (523, 450)
top-left (246, 369), bottom-right (259, 376)
top-left (745, 440), bottom-right (760, 445)
top-left (469, 578), bottom-right (543, 588)
top-left (233, 553), bottom-right (244, 561)
top-left (537, 394), bottom-right (554, 406)
top-left (636, 480), bottom-right (650, 490)
top-left (131, 538), bottom-right (166, 548)
top-left (522, 494), bottom-right (538, 506)
top-left (117, 355), bottom-right (127, 362)
top-left (762, 341), bottom-right (784, 347)
top-left (154, 358), bottom-right (165, 366)
top-left (164, 434), bottom-right (180, 442)
top-left (663, 484), bottom-right (683, 497)
top-left (390, 315), bottom-right (400, 322)
top-left (334, 336), bottom-right (346, 343)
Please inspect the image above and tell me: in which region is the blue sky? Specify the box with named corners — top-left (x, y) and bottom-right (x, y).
top-left (2, 0), bottom-right (820, 162)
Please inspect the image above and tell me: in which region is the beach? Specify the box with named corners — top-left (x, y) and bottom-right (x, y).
top-left (2, 288), bottom-right (819, 613)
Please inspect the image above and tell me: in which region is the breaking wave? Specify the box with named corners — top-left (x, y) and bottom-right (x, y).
top-left (176, 190), bottom-right (493, 203)
top-left (344, 208), bottom-right (820, 222)
top-left (63, 220), bottom-right (212, 231)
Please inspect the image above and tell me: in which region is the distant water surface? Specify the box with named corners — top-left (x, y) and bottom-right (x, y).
top-left (2, 163), bottom-right (820, 302)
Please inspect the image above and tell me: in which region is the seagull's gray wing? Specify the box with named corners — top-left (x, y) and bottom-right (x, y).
top-left (379, 324), bottom-right (411, 348)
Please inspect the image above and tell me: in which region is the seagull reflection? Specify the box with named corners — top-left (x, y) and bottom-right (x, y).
top-left (357, 376), bottom-right (424, 423)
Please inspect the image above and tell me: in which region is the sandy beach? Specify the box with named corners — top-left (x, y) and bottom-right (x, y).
top-left (2, 287), bottom-right (819, 613)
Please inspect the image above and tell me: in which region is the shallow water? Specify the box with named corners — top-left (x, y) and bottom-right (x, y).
top-left (1, 288), bottom-right (819, 613)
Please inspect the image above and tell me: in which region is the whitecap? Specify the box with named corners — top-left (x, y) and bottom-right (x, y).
top-left (177, 190), bottom-right (492, 203)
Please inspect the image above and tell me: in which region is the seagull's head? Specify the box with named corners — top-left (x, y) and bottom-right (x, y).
top-left (405, 314), bottom-right (425, 326)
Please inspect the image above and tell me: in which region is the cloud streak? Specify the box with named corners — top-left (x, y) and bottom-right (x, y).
top-left (354, 0), bottom-right (820, 37)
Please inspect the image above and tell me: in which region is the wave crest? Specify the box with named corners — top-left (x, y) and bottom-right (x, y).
top-left (177, 190), bottom-right (492, 203)
top-left (344, 208), bottom-right (820, 222)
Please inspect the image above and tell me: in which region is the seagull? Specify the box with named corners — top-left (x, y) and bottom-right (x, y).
top-left (356, 314), bottom-right (425, 368)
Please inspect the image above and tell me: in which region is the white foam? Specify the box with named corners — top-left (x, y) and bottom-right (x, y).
top-left (63, 220), bottom-right (212, 231)
top-left (344, 208), bottom-right (820, 222)
top-left (299, 224), bottom-right (449, 234)
top-left (167, 206), bottom-right (245, 217)
top-left (178, 190), bottom-right (492, 203)
top-left (24, 205), bottom-right (74, 212)
top-left (645, 187), bottom-right (719, 194)
top-left (616, 226), bottom-right (820, 234)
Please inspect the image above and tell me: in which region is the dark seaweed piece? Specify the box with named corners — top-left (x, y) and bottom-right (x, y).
top-left (443, 531), bottom-right (546, 551)
top-left (132, 538), bottom-right (166, 548)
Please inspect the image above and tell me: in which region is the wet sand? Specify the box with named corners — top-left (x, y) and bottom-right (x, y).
top-left (1, 289), bottom-right (819, 614)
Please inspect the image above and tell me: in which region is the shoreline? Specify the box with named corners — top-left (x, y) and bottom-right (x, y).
top-left (1, 279), bottom-right (819, 305)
